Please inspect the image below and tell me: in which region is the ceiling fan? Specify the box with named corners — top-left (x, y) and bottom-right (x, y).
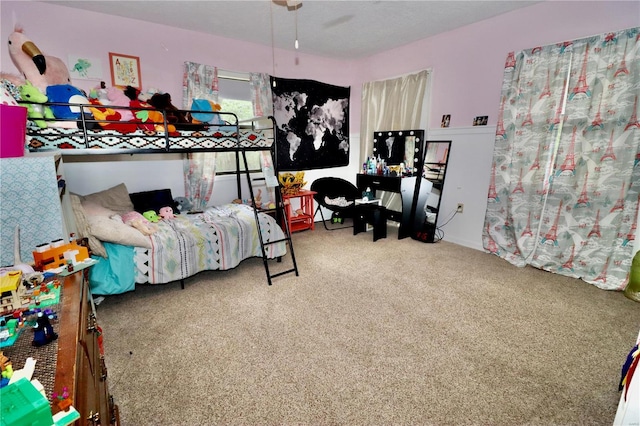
top-left (272, 0), bottom-right (302, 49)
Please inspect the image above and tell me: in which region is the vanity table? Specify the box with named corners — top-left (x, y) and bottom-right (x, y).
top-left (359, 130), bottom-right (451, 242)
top-left (356, 174), bottom-right (418, 239)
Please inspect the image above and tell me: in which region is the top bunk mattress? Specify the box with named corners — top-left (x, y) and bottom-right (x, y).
top-left (26, 122), bottom-right (274, 153)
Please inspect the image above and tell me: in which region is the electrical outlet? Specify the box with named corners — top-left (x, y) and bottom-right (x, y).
top-left (457, 203), bottom-right (464, 213)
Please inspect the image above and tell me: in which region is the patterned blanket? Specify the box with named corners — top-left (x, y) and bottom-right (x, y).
top-left (133, 204), bottom-right (286, 284)
top-left (26, 122), bottom-right (274, 152)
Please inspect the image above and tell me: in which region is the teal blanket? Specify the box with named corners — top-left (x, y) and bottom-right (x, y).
top-left (89, 242), bottom-right (135, 295)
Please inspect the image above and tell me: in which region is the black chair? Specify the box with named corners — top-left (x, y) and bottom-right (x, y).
top-left (310, 177), bottom-right (360, 230)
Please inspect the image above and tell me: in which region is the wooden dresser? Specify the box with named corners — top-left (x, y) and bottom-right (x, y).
top-left (54, 271), bottom-right (120, 425)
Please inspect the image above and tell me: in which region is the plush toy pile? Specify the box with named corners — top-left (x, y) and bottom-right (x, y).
top-left (3, 25), bottom-right (223, 134)
top-left (4, 26), bottom-right (94, 129)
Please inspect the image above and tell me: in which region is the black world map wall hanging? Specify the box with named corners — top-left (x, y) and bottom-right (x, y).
top-left (271, 77), bottom-right (350, 171)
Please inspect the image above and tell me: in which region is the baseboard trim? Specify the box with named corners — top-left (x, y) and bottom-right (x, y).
top-left (442, 235), bottom-right (484, 252)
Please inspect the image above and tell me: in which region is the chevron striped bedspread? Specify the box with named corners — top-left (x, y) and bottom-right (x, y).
top-left (133, 204), bottom-right (286, 284)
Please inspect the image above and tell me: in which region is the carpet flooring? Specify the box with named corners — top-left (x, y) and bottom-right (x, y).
top-left (96, 225), bottom-right (640, 425)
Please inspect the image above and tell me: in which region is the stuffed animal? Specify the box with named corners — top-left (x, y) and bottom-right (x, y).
top-left (120, 211), bottom-right (157, 235)
top-left (158, 206), bottom-right (175, 219)
top-left (45, 84), bottom-right (96, 129)
top-left (120, 86), bottom-right (177, 134)
top-left (143, 210), bottom-right (160, 223)
top-left (174, 197), bottom-right (193, 213)
top-left (46, 84), bottom-right (89, 119)
top-left (88, 81), bottom-right (110, 105)
top-left (106, 87), bottom-right (134, 121)
top-left (8, 26), bottom-right (71, 92)
top-left (148, 93), bottom-right (189, 125)
top-left (190, 99), bottom-right (224, 124)
top-left (18, 80), bottom-right (53, 128)
top-left (87, 98), bottom-right (137, 134)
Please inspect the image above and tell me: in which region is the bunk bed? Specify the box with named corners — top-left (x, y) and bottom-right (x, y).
top-left (23, 103), bottom-right (298, 292)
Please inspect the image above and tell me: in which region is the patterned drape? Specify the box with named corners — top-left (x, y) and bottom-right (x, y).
top-left (483, 27), bottom-right (640, 290)
top-left (249, 73), bottom-right (273, 118)
top-left (182, 62), bottom-right (219, 210)
top-left (183, 153), bottom-right (216, 212)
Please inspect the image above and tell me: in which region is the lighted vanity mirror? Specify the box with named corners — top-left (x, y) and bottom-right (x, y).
top-left (372, 130), bottom-right (424, 170)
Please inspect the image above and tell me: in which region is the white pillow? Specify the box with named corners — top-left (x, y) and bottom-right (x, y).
top-left (87, 215), bottom-right (152, 249)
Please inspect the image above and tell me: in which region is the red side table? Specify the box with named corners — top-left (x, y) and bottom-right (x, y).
top-left (282, 189), bottom-right (316, 232)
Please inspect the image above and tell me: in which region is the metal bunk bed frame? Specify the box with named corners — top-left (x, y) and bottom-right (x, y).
top-left (23, 102), bottom-right (299, 286)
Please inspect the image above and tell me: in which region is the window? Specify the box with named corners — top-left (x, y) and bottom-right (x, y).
top-left (216, 71), bottom-right (262, 173)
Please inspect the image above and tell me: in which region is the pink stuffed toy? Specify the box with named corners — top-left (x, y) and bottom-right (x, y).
top-left (120, 211), bottom-right (157, 235)
top-left (8, 26), bottom-right (71, 92)
top-left (106, 87), bottom-right (134, 121)
top-left (158, 206), bottom-right (175, 219)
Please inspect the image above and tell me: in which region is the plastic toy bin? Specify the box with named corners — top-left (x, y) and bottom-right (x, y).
top-left (0, 104), bottom-right (27, 158)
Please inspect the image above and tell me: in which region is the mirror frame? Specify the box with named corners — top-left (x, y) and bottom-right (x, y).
top-left (411, 140), bottom-right (452, 243)
top-left (372, 130), bottom-right (424, 173)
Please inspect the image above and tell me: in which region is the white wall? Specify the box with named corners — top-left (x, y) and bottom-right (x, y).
top-left (427, 126), bottom-right (496, 250)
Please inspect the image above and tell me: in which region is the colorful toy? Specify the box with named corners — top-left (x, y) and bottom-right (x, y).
top-left (158, 206), bottom-right (175, 219)
top-left (143, 210), bottom-right (160, 223)
top-left (106, 86), bottom-right (134, 121)
top-left (0, 271), bottom-right (22, 314)
top-left (121, 86), bottom-right (178, 134)
top-left (0, 351), bottom-right (12, 381)
top-left (120, 211), bottom-right (157, 235)
top-left (279, 171), bottom-right (307, 196)
top-left (147, 92), bottom-right (189, 124)
top-left (32, 311), bottom-right (57, 347)
top-left (7, 26), bottom-right (71, 92)
top-left (174, 197), bottom-right (193, 213)
top-left (45, 84), bottom-right (90, 119)
top-left (190, 98), bottom-right (223, 124)
top-left (17, 80), bottom-right (53, 128)
top-left (88, 81), bottom-right (109, 105)
top-left (32, 241), bottom-right (89, 272)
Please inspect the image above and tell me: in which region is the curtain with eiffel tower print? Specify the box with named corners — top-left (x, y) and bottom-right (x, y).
top-left (483, 27), bottom-right (640, 290)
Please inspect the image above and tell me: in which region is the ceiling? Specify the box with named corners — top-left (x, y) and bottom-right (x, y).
top-left (45, 0), bottom-right (542, 59)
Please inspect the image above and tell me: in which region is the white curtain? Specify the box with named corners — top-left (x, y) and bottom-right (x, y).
top-left (483, 27), bottom-right (640, 290)
top-left (360, 69), bottom-right (431, 209)
top-left (360, 69), bottom-right (430, 164)
top-left (182, 62), bottom-right (219, 210)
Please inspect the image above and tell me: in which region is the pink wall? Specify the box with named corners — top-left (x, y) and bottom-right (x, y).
top-left (359, 1), bottom-right (640, 129)
top-left (1, 1), bottom-right (638, 134)
top-left (0, 1), bottom-right (360, 128)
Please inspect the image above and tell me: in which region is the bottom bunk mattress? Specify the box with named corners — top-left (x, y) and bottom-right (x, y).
top-left (90, 204), bottom-right (286, 294)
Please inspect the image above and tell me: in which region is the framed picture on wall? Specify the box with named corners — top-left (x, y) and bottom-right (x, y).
top-left (109, 52), bottom-right (142, 89)
top-left (68, 54), bottom-right (103, 80)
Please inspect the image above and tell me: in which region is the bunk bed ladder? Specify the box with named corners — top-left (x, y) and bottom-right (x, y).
top-left (239, 150), bottom-right (299, 286)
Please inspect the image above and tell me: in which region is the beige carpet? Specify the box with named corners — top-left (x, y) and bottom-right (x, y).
top-left (96, 225), bottom-right (640, 425)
